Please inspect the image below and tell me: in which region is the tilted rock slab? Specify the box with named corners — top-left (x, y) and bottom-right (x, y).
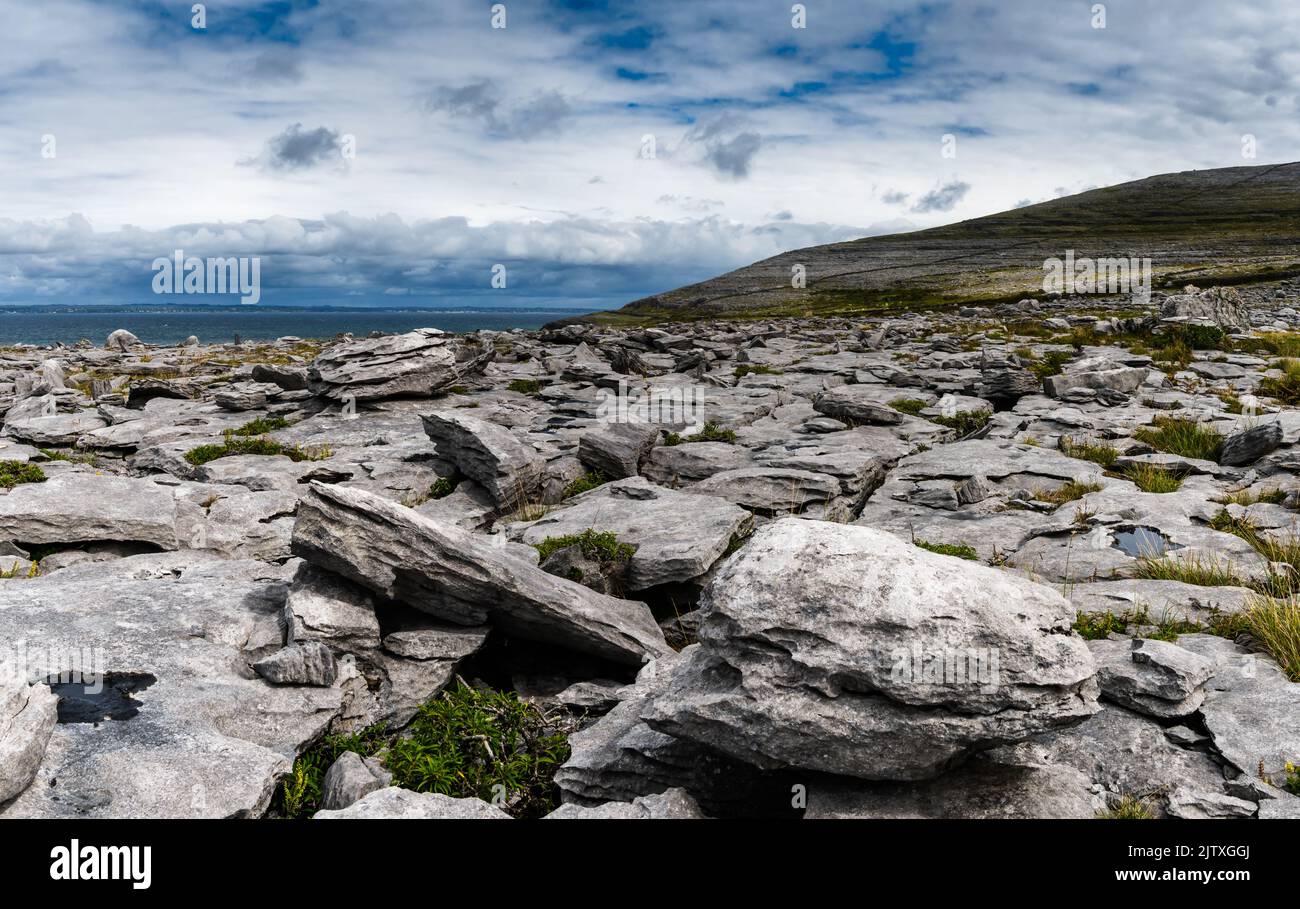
top-left (643, 519), bottom-right (1100, 781)
top-left (292, 482), bottom-right (670, 666)
top-left (0, 674), bottom-right (58, 804)
top-left (421, 410), bottom-right (545, 509)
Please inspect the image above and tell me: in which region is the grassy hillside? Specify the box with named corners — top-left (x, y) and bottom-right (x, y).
top-left (573, 162), bottom-right (1300, 325)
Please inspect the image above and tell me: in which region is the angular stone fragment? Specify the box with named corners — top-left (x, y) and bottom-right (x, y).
top-left (577, 422), bottom-right (659, 479)
top-left (421, 411), bottom-right (545, 509)
top-left (291, 482), bottom-right (669, 665)
top-left (314, 787), bottom-right (512, 819)
top-left (253, 642), bottom-right (338, 686)
top-left (320, 751), bottom-right (392, 811)
top-left (1219, 421), bottom-right (1282, 466)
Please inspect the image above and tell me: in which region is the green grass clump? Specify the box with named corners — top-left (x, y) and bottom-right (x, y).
top-left (930, 409), bottom-right (992, 437)
top-left (1132, 416), bottom-right (1223, 461)
top-left (0, 460), bottom-right (47, 489)
top-left (532, 528), bottom-right (635, 563)
top-left (1096, 795), bottom-right (1155, 820)
top-left (183, 431), bottom-right (331, 466)
top-left (1233, 596), bottom-right (1300, 681)
top-left (1034, 480), bottom-right (1103, 506)
top-left (507, 378), bottom-right (545, 395)
top-left (1285, 762), bottom-right (1300, 796)
top-left (914, 539), bottom-right (978, 560)
top-left (561, 471), bottom-right (607, 499)
top-left (1252, 332), bottom-right (1300, 359)
top-left (231, 415), bottom-right (292, 436)
top-left (1117, 462), bottom-right (1184, 493)
top-left (1256, 359), bottom-right (1300, 405)
top-left (1026, 349), bottom-right (1073, 382)
top-left (889, 398), bottom-right (928, 416)
top-left (385, 682), bottom-right (572, 818)
top-left (663, 421), bottom-right (737, 446)
top-left (1134, 553), bottom-right (1248, 588)
top-left (734, 364), bottom-right (781, 378)
top-left (1165, 323), bottom-right (1227, 351)
top-left (1060, 436), bottom-right (1119, 468)
top-left (1074, 610), bottom-right (1128, 639)
top-left (1216, 488), bottom-right (1288, 506)
top-left (401, 476), bottom-right (457, 507)
top-left (276, 725), bottom-right (388, 819)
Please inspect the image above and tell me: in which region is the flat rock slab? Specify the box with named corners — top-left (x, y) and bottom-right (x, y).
top-left (519, 477), bottom-right (753, 591)
top-left (0, 552), bottom-right (343, 818)
top-left (0, 473), bottom-right (184, 549)
top-left (292, 482), bottom-right (669, 666)
top-left (308, 329), bottom-right (464, 401)
top-left (690, 467), bottom-right (841, 515)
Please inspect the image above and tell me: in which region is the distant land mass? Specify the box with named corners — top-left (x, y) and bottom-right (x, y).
top-left (560, 162), bottom-right (1300, 326)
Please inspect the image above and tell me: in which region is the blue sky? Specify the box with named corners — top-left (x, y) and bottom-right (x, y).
top-left (0, 0), bottom-right (1296, 310)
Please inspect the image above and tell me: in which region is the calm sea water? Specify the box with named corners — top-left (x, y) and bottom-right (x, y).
top-left (0, 308), bottom-right (583, 347)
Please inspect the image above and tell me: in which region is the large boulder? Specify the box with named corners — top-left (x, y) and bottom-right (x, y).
top-left (421, 411), bottom-right (545, 510)
top-left (291, 482), bottom-right (670, 666)
top-left (307, 329), bottom-right (490, 402)
top-left (1159, 285), bottom-right (1250, 329)
top-left (0, 474), bottom-right (184, 549)
top-left (577, 423), bottom-right (660, 480)
top-left (642, 519), bottom-right (1100, 781)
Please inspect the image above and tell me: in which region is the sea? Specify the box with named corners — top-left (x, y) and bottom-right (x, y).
top-left (0, 306), bottom-right (586, 347)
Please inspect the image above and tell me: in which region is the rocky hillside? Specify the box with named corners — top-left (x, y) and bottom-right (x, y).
top-left (3, 284), bottom-right (1300, 819)
top-left (573, 161), bottom-right (1300, 324)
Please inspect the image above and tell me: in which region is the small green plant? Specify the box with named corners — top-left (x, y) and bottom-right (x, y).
top-left (0, 460), bottom-right (47, 489)
top-left (385, 682), bottom-right (573, 818)
top-left (561, 471), bottom-right (607, 499)
top-left (532, 529), bottom-right (635, 563)
top-left (1257, 359), bottom-right (1300, 405)
top-left (913, 539), bottom-right (978, 560)
top-left (401, 476), bottom-right (457, 507)
top-left (1132, 416), bottom-right (1223, 461)
top-left (1118, 462), bottom-right (1184, 493)
top-left (183, 432), bottom-right (332, 466)
top-left (889, 398), bottom-right (928, 416)
top-left (1284, 761), bottom-right (1300, 796)
top-left (36, 448), bottom-right (71, 462)
top-left (663, 421), bottom-right (737, 446)
top-left (1034, 480), bottom-right (1103, 506)
top-left (734, 364), bottom-right (781, 378)
top-left (1026, 349), bottom-right (1073, 382)
top-left (1253, 332), bottom-right (1300, 359)
top-left (930, 409), bottom-right (992, 437)
top-left (507, 378), bottom-right (545, 396)
top-left (275, 724), bottom-right (388, 819)
top-left (1096, 795), bottom-right (1155, 819)
top-left (1074, 610), bottom-right (1128, 640)
top-left (231, 415), bottom-right (292, 436)
top-left (1060, 436), bottom-right (1119, 468)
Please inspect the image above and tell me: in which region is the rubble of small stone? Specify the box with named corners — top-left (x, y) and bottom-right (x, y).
top-left (2, 281), bottom-right (1300, 820)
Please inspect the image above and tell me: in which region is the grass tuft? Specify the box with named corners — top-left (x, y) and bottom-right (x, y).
top-left (913, 539), bottom-right (978, 560)
top-left (532, 528), bottom-right (635, 563)
top-left (561, 471), bottom-right (607, 499)
top-left (0, 460), bottom-right (47, 488)
top-left (888, 398), bottom-right (928, 416)
top-left (184, 431), bottom-right (331, 466)
top-left (231, 415), bottom-right (292, 436)
top-left (1060, 436), bottom-right (1119, 468)
top-left (1132, 416), bottom-right (1223, 461)
top-left (1117, 462), bottom-right (1184, 493)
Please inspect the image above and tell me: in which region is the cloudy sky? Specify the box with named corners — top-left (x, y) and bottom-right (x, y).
top-left (1, 0), bottom-right (1296, 310)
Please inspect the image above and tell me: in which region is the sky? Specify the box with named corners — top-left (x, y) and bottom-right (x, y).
top-left (0, 0), bottom-right (1297, 310)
